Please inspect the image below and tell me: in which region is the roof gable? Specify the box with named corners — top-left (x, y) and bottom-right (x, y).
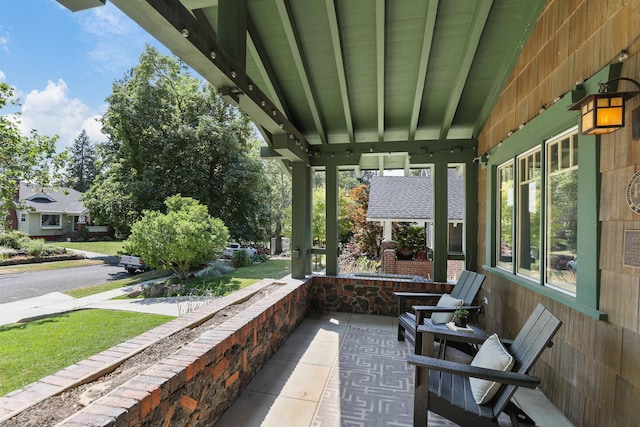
top-left (367, 170), bottom-right (464, 222)
top-left (18, 182), bottom-right (88, 215)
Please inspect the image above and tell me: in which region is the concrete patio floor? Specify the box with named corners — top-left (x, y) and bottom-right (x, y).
top-left (214, 312), bottom-right (573, 426)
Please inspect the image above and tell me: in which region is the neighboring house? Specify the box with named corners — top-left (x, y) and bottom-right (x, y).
top-left (5, 182), bottom-right (91, 241)
top-left (367, 169), bottom-right (464, 253)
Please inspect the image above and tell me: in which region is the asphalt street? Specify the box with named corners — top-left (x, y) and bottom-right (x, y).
top-left (0, 261), bottom-right (129, 303)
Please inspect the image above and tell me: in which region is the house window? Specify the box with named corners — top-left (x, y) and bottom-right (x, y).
top-left (517, 148), bottom-right (541, 281)
top-left (497, 162), bottom-right (514, 270)
top-left (41, 214), bottom-right (61, 228)
top-left (545, 130), bottom-right (578, 295)
top-left (448, 222), bottom-right (463, 253)
top-left (20, 213), bottom-right (26, 222)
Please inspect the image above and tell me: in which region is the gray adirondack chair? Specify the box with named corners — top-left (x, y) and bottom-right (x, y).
top-left (395, 270), bottom-right (485, 353)
top-left (408, 303), bottom-right (562, 427)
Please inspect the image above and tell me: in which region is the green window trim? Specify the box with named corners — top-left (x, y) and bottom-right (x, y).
top-left (482, 66), bottom-right (620, 321)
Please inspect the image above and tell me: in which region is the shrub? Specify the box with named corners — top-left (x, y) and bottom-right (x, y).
top-left (194, 261), bottom-right (235, 277)
top-left (231, 249), bottom-right (251, 268)
top-left (0, 231), bottom-right (30, 250)
top-left (25, 239), bottom-right (46, 256)
top-left (124, 195), bottom-right (229, 279)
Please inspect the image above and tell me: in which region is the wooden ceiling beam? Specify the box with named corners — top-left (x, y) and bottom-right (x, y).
top-left (408, 0), bottom-right (438, 141)
top-left (376, 0), bottom-right (385, 142)
top-left (275, 0), bottom-right (328, 144)
top-left (439, 0), bottom-right (492, 140)
top-left (247, 17), bottom-right (292, 119)
top-left (325, 0), bottom-right (354, 144)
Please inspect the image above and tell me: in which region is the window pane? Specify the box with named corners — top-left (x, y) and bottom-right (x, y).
top-left (497, 163), bottom-right (514, 270)
top-left (518, 150), bottom-right (541, 280)
top-left (546, 132), bottom-right (578, 295)
top-left (41, 214), bottom-right (60, 227)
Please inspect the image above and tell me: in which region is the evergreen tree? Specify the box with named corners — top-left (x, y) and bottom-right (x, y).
top-left (65, 129), bottom-right (98, 192)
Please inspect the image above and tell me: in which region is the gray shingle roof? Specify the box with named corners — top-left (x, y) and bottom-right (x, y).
top-left (367, 171), bottom-right (464, 222)
top-left (19, 182), bottom-right (88, 215)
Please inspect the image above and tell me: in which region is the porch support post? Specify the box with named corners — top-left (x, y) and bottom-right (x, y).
top-left (465, 161), bottom-right (478, 270)
top-left (291, 162), bottom-right (313, 279)
top-left (325, 164), bottom-right (339, 276)
top-left (433, 161), bottom-right (448, 282)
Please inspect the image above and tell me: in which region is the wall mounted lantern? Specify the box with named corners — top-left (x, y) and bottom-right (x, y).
top-left (569, 77), bottom-right (640, 135)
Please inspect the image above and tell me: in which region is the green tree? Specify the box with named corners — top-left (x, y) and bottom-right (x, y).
top-left (346, 184), bottom-right (382, 258)
top-left (312, 187), bottom-right (326, 246)
top-left (0, 82), bottom-right (67, 223)
top-left (264, 160), bottom-right (291, 254)
top-left (65, 129), bottom-right (98, 192)
top-left (84, 45), bottom-right (271, 240)
top-left (123, 195), bottom-right (228, 279)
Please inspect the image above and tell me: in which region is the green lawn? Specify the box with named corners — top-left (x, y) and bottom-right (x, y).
top-left (178, 259), bottom-right (292, 296)
top-left (56, 240), bottom-right (125, 256)
top-left (0, 310), bottom-right (174, 396)
top-left (64, 269), bottom-right (172, 298)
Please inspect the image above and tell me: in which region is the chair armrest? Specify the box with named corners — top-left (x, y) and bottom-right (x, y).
top-left (412, 304), bottom-right (481, 313)
top-left (395, 292), bottom-right (442, 315)
top-left (407, 354), bottom-right (540, 389)
top-left (417, 323), bottom-right (488, 345)
top-left (394, 292), bottom-right (443, 299)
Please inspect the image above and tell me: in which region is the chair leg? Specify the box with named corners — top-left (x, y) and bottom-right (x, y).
top-left (505, 400), bottom-right (536, 426)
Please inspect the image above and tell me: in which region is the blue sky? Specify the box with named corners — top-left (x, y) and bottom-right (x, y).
top-left (0, 0), bottom-right (169, 152)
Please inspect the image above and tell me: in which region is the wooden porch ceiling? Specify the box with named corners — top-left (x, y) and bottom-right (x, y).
top-left (64, 0), bottom-right (547, 171)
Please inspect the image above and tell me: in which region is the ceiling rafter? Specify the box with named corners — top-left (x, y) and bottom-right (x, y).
top-left (325, 0), bottom-right (354, 144)
top-left (247, 17), bottom-right (292, 119)
top-left (375, 0), bottom-right (385, 142)
top-left (408, 0), bottom-right (439, 141)
top-left (439, 0), bottom-right (493, 140)
top-left (275, 0), bottom-right (328, 144)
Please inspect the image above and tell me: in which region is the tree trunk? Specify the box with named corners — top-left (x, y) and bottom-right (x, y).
top-left (274, 222), bottom-right (283, 254)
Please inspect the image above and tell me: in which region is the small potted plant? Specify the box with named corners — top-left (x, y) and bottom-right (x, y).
top-left (453, 308), bottom-right (470, 327)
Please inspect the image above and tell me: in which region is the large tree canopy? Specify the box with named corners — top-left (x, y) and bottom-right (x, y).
top-left (0, 82), bottom-right (67, 223)
top-left (84, 46), bottom-right (271, 240)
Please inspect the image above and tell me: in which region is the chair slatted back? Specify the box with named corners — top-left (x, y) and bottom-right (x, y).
top-left (491, 303), bottom-right (562, 415)
top-left (450, 271), bottom-right (485, 305)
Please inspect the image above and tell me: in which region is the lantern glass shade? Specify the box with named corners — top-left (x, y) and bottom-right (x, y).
top-left (578, 93), bottom-right (625, 135)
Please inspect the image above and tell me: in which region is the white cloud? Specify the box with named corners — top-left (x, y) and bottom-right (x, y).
top-left (76, 3), bottom-right (157, 75)
top-left (17, 79), bottom-right (107, 151)
top-left (0, 70), bottom-right (5, 82)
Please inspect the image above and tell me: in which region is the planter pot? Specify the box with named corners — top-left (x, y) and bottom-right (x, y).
top-left (454, 317), bottom-right (468, 328)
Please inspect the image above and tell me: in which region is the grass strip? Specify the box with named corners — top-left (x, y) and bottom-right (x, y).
top-left (0, 309), bottom-right (174, 396)
top-left (64, 269), bottom-right (172, 298)
top-left (54, 241), bottom-right (125, 256)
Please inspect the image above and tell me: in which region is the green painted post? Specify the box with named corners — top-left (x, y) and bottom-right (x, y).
top-left (326, 164), bottom-right (339, 276)
top-left (291, 162), bottom-right (312, 279)
top-left (433, 162), bottom-right (448, 282)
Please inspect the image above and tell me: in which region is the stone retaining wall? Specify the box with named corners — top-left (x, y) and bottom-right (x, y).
top-left (309, 275), bottom-right (453, 316)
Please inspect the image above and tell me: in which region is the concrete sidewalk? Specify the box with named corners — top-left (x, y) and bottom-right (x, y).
top-left (0, 284), bottom-right (215, 326)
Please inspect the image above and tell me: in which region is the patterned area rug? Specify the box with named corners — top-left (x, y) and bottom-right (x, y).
top-left (313, 325), bottom-right (457, 427)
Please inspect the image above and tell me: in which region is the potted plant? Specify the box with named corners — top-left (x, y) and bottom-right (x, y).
top-left (453, 308), bottom-right (470, 327)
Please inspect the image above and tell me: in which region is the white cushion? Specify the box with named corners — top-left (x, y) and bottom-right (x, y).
top-left (469, 333), bottom-right (515, 404)
top-left (429, 294), bottom-right (463, 324)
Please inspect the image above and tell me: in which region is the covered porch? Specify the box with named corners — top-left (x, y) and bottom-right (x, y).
top-left (215, 310), bottom-right (571, 427)
top-left (55, 0), bottom-right (640, 425)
